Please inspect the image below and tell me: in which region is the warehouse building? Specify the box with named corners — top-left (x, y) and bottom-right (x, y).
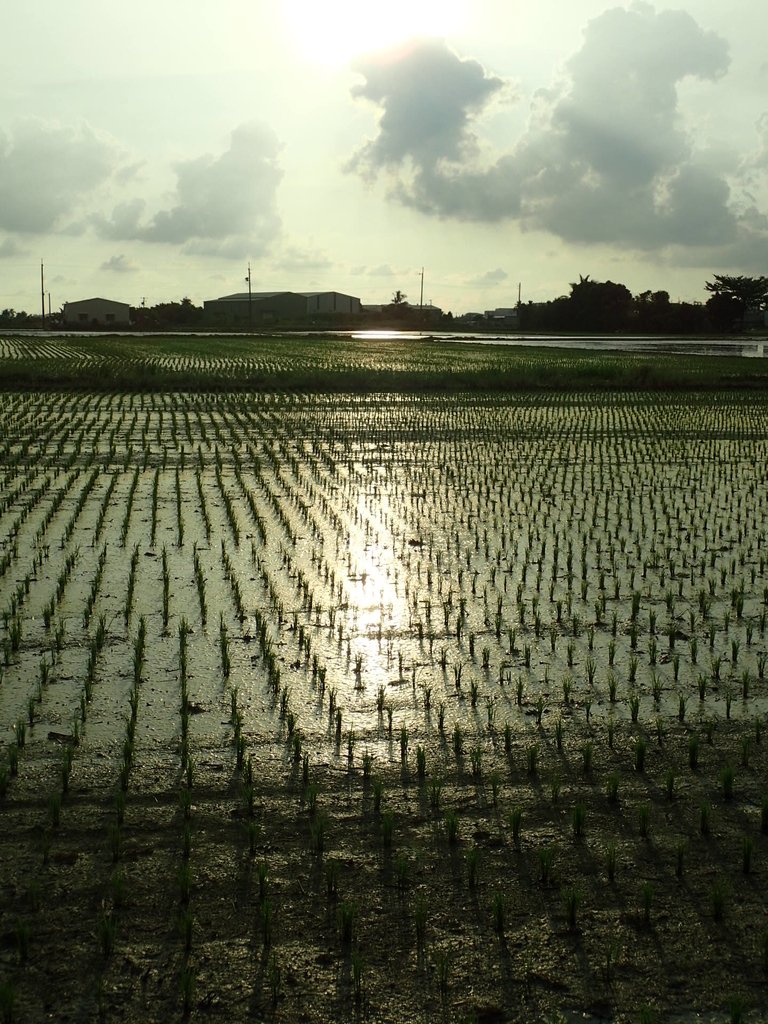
top-left (204, 290), bottom-right (362, 325)
top-left (63, 297), bottom-right (131, 327)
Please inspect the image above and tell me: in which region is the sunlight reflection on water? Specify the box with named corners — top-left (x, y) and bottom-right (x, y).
top-left (348, 329), bottom-right (767, 357)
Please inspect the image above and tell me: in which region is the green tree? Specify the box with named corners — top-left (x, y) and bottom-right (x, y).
top-left (705, 275), bottom-right (768, 330)
top-left (568, 275), bottom-right (633, 332)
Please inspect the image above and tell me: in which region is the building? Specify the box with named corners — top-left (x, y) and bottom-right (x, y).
top-left (301, 292), bottom-right (362, 315)
top-left (484, 307), bottom-right (520, 327)
top-left (204, 290), bottom-right (362, 325)
top-left (63, 297), bottom-right (131, 327)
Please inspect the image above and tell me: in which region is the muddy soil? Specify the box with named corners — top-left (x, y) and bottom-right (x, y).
top-left (0, 714), bottom-right (766, 1023)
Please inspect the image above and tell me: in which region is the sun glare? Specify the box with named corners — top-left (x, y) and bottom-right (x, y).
top-left (285, 0), bottom-right (467, 67)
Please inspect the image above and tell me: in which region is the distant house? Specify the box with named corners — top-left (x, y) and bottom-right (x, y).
top-left (204, 290), bottom-right (361, 324)
top-left (484, 307), bottom-right (519, 327)
top-left (63, 298), bottom-right (131, 328)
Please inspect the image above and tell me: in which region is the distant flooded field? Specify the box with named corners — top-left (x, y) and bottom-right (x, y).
top-left (350, 329), bottom-right (768, 359)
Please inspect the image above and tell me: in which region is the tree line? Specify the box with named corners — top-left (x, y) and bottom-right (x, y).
top-left (1, 275), bottom-right (765, 333)
top-left (516, 274), bottom-right (768, 334)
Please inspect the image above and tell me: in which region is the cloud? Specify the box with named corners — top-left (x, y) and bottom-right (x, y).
top-left (347, 39), bottom-right (505, 175)
top-left (95, 122), bottom-right (283, 258)
top-left (471, 267), bottom-right (508, 286)
top-left (271, 244), bottom-right (332, 273)
top-left (351, 264), bottom-right (397, 277)
top-left (101, 254), bottom-right (139, 273)
top-left (0, 237), bottom-right (26, 258)
top-left (0, 120), bottom-right (122, 234)
top-left (346, 7), bottom-right (766, 258)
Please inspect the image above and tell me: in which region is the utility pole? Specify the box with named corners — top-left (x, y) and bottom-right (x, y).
top-left (41, 260), bottom-right (45, 327)
top-left (419, 267), bottom-right (424, 312)
top-left (245, 262), bottom-right (252, 329)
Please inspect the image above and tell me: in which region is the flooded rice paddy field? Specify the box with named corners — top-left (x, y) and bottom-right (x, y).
top-left (1, 388), bottom-right (768, 1023)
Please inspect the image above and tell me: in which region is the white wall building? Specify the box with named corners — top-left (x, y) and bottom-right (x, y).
top-left (63, 298), bottom-right (131, 327)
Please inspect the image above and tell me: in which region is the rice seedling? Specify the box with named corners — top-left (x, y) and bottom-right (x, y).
top-left (640, 882), bottom-right (653, 927)
top-left (445, 810), bottom-right (460, 845)
top-left (452, 723), bottom-right (464, 759)
top-left (310, 810), bottom-right (327, 855)
top-left (98, 909), bottom-right (117, 957)
top-left (572, 803), bottom-right (586, 839)
top-left (674, 839), bottom-right (686, 879)
top-left (721, 763), bottom-right (735, 800)
top-left (381, 809), bottom-right (394, 848)
top-left (548, 772), bottom-right (561, 803)
top-left (371, 778), bottom-right (383, 815)
top-left (49, 793), bottom-right (61, 828)
top-left (260, 896), bottom-right (273, 947)
top-left (539, 845), bottom-right (555, 886)
top-left (465, 845), bottom-right (479, 888)
top-left (337, 900), bottom-right (357, 947)
top-left (179, 907), bottom-right (193, 956)
top-left (434, 950), bottom-right (449, 1001)
top-left (563, 887), bottom-right (581, 929)
top-left (634, 735), bottom-right (647, 772)
top-left (218, 613), bottom-right (231, 677)
top-left (700, 801), bottom-right (712, 836)
top-left (324, 857), bottom-right (340, 900)
top-left (688, 733), bottom-right (700, 771)
top-left (491, 890), bottom-right (506, 935)
top-left (629, 693), bottom-right (639, 722)
top-left (638, 804), bottom-right (651, 839)
top-left (428, 776), bottom-right (442, 812)
top-left (711, 878), bottom-right (727, 923)
top-left (178, 864), bottom-right (192, 904)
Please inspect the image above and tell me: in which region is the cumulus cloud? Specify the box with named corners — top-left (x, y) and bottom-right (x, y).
top-left (348, 40), bottom-right (504, 176)
top-left (271, 245), bottom-right (332, 273)
top-left (0, 120), bottom-right (122, 234)
top-left (95, 122), bottom-right (283, 258)
top-left (101, 254), bottom-right (139, 273)
top-left (346, 6), bottom-right (766, 257)
top-left (471, 268), bottom-right (508, 286)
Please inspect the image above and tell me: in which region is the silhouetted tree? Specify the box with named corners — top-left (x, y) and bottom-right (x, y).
top-left (130, 298), bottom-right (203, 329)
top-left (568, 275), bottom-right (633, 332)
top-left (705, 275), bottom-right (768, 330)
top-left (705, 291), bottom-right (743, 333)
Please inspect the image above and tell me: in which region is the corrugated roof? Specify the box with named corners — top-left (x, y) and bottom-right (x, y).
top-left (63, 297), bottom-right (130, 307)
top-left (215, 292), bottom-right (293, 301)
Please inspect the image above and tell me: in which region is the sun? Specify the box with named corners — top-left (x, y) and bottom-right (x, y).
top-left (284, 0), bottom-right (467, 67)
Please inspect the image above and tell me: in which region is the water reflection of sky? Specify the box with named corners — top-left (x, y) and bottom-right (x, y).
top-left (348, 330), bottom-right (767, 358)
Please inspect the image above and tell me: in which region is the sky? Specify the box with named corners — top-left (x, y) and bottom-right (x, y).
top-left (1, 0), bottom-right (766, 316)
